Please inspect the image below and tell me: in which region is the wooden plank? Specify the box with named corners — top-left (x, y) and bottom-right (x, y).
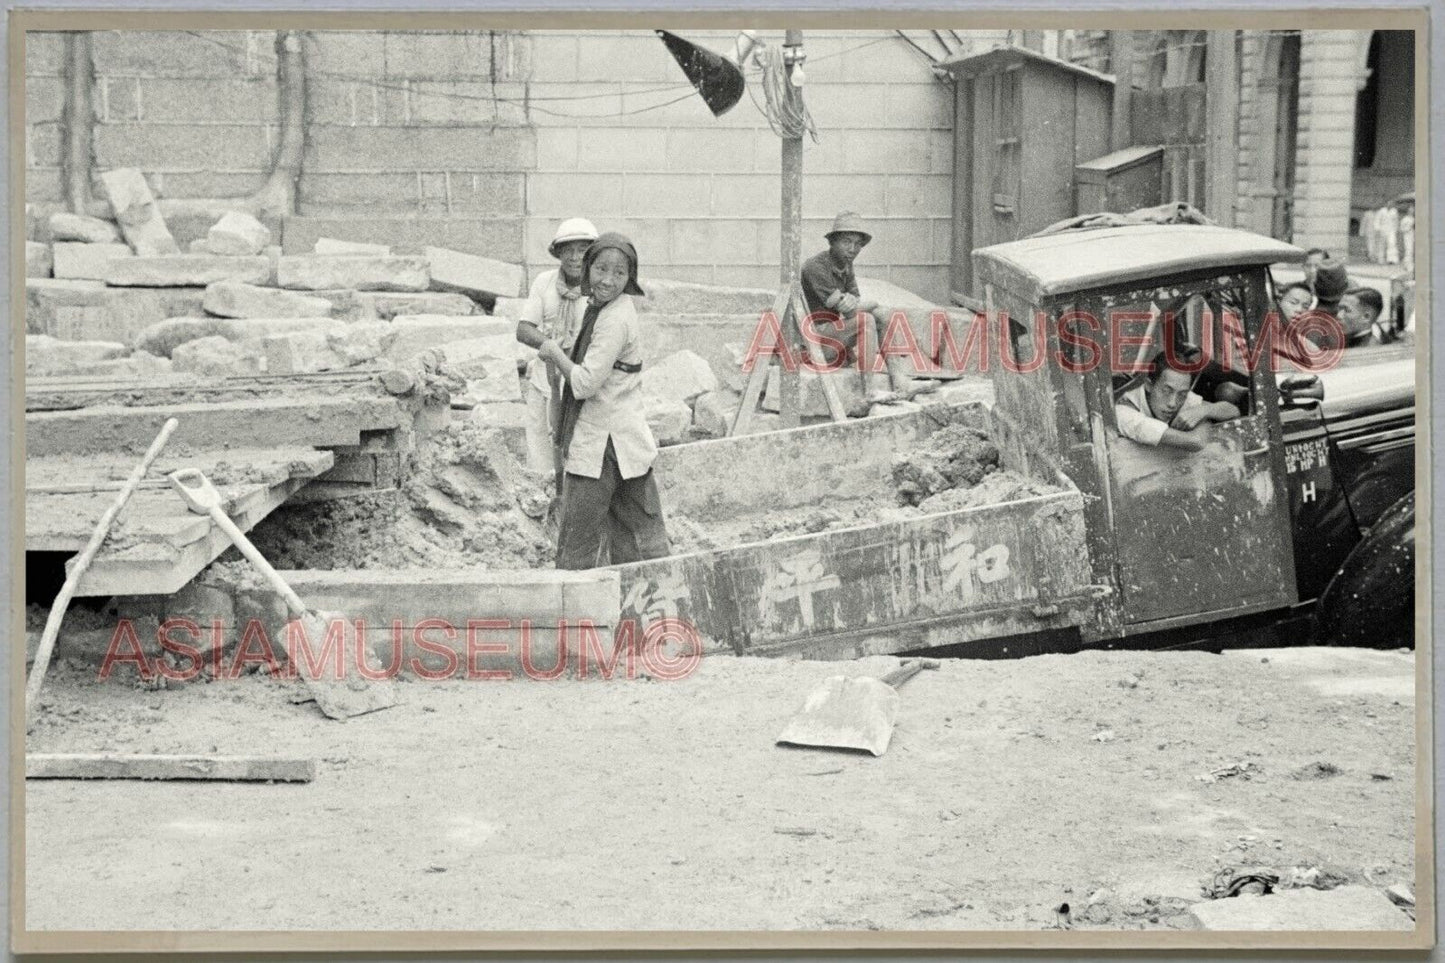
top-left (26, 753), bottom-right (315, 782)
top-left (68, 474), bottom-right (316, 596)
top-left (25, 397), bottom-right (404, 456)
top-left (729, 286), bottom-right (791, 436)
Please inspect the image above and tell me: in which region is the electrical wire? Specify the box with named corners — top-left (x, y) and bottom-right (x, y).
top-left (752, 41), bottom-right (817, 142)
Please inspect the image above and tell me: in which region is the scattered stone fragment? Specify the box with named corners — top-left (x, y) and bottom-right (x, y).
top-left (641, 349), bottom-right (719, 406)
top-left (314, 237), bottom-right (392, 256)
top-left (48, 211), bottom-right (122, 244)
top-left (385, 315), bottom-right (511, 361)
top-left (263, 323), bottom-right (386, 374)
top-left (97, 167), bottom-right (180, 256)
top-left (434, 335), bottom-right (521, 403)
top-left (1186, 886), bottom-right (1412, 931)
top-left (105, 254), bottom-right (271, 287)
top-left (644, 396), bottom-right (693, 446)
top-left (171, 335), bottom-right (262, 378)
top-left (202, 281), bottom-right (331, 320)
top-left (205, 211), bottom-right (272, 256)
top-left (26, 241), bottom-right (52, 278)
top-left (691, 389), bottom-right (741, 437)
top-left (424, 246), bottom-right (523, 301)
top-left (276, 255), bottom-right (430, 292)
top-left (51, 241), bottom-right (134, 280)
top-left (327, 322), bottom-right (398, 366)
top-left (356, 291), bottom-right (477, 320)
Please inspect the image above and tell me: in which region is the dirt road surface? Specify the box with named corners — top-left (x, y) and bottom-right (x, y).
top-left (24, 646), bottom-right (1416, 932)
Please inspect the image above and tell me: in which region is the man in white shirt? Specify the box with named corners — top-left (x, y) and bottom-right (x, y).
top-left (516, 217), bottom-right (599, 472)
top-left (1115, 349), bottom-right (1241, 452)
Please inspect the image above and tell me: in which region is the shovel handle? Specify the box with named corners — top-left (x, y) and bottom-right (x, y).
top-left (880, 658), bottom-right (940, 689)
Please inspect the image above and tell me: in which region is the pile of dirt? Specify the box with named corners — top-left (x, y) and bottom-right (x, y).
top-left (890, 422), bottom-right (1000, 506)
top-left (246, 420), bottom-right (554, 571)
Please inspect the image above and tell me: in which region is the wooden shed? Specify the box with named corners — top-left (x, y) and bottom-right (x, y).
top-left (939, 46), bottom-right (1114, 301)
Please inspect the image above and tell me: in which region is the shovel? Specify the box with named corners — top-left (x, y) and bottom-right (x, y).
top-left (776, 658), bottom-right (939, 756)
top-left (168, 468), bottom-right (397, 721)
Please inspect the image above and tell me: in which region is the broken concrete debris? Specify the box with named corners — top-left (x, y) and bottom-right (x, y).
top-left (202, 280), bottom-right (332, 320)
top-left (424, 245), bottom-right (524, 302)
top-left (47, 211), bottom-right (123, 245)
top-left (1186, 885), bottom-right (1412, 931)
top-left (641, 348), bottom-right (718, 406)
top-left (276, 254), bottom-right (430, 292)
top-left (172, 335), bottom-right (264, 378)
top-left (644, 396), bottom-right (694, 446)
top-left (96, 168), bottom-right (180, 257)
top-left (105, 254), bottom-right (272, 288)
top-left (205, 211), bottom-right (272, 257)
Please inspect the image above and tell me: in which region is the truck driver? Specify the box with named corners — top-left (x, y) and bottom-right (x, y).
top-left (1115, 348), bottom-right (1242, 452)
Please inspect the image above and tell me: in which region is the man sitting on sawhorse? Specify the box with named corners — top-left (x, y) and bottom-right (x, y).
top-left (800, 212), bottom-right (937, 416)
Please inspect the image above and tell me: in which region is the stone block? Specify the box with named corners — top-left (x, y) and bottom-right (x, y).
top-left (276, 255), bottom-right (430, 292)
top-left (26, 242), bottom-right (52, 278)
top-left (327, 322), bottom-right (397, 366)
top-left (48, 211), bottom-right (122, 244)
top-left (355, 291), bottom-right (476, 320)
top-left (262, 323), bottom-right (389, 374)
top-left (25, 279), bottom-right (108, 334)
top-left (97, 167), bottom-right (179, 256)
top-left (281, 216), bottom-right (525, 263)
top-left (305, 289), bottom-right (372, 321)
top-left (424, 245), bottom-right (524, 300)
top-left (202, 281), bottom-right (332, 320)
top-left (1186, 887), bottom-right (1412, 931)
top-left (51, 242), bottom-right (134, 281)
top-left (314, 236), bottom-right (391, 255)
top-left (205, 210), bottom-right (272, 256)
top-left (171, 335), bottom-right (262, 378)
top-left (437, 335), bottom-right (521, 403)
top-left (25, 335), bottom-right (128, 375)
top-left (491, 297), bottom-right (525, 320)
top-left (640, 349), bottom-right (719, 406)
top-left (644, 395), bottom-right (693, 446)
top-left (691, 389), bottom-right (741, 438)
top-left (44, 351), bottom-right (174, 380)
top-left (385, 315), bottom-right (512, 362)
top-left (104, 255), bottom-right (271, 287)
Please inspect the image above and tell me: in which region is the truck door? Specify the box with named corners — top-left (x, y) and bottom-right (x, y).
top-left (1097, 271), bottom-right (1298, 627)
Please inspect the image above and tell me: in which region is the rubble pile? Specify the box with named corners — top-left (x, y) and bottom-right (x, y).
top-left (25, 168), bottom-right (524, 400)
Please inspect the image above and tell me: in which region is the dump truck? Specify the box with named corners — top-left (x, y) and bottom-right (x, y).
top-left (610, 223), bottom-right (1416, 658)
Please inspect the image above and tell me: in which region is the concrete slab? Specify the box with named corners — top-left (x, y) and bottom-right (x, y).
top-left (1186, 886), bottom-right (1413, 931)
top-left (52, 242), bottom-right (135, 281)
top-left (48, 211), bottom-right (122, 244)
top-left (97, 168), bottom-right (180, 256)
top-left (26, 241), bottom-right (52, 278)
top-left (424, 245), bottom-right (523, 299)
top-left (105, 255), bottom-right (271, 288)
top-left (202, 281), bottom-right (332, 320)
top-left (385, 315), bottom-right (512, 361)
top-left (276, 255), bottom-right (430, 292)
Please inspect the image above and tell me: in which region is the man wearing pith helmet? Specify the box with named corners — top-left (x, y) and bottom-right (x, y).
top-left (800, 212), bottom-right (937, 416)
top-left (516, 217), bottom-right (600, 473)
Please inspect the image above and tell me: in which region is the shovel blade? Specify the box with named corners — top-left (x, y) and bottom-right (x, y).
top-left (776, 676), bottom-right (900, 756)
top-left (286, 611), bottom-right (397, 721)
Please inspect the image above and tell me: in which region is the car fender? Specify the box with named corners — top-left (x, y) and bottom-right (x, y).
top-left (1314, 492), bottom-right (1414, 648)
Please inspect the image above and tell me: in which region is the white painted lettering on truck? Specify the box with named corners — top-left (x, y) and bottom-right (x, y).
top-left (942, 529), bottom-right (1012, 595)
top-left (765, 549), bottom-right (841, 628)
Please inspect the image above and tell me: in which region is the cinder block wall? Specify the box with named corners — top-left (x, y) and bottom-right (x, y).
top-left (26, 29), bottom-right (958, 302)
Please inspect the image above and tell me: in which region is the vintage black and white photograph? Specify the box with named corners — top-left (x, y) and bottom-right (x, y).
top-left (14, 12), bottom-right (1427, 950)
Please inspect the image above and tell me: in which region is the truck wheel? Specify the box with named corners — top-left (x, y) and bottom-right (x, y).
top-left (1314, 492), bottom-right (1414, 648)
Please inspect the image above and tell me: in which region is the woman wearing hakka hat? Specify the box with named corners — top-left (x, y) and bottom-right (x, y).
top-left (537, 232), bottom-right (672, 569)
top-left (799, 212), bottom-right (938, 415)
top-left (516, 217), bottom-right (600, 473)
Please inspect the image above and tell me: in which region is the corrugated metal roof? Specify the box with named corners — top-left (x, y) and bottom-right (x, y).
top-left (973, 224), bottom-right (1305, 299)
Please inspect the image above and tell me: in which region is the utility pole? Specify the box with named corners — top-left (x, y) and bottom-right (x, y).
top-left (776, 29), bottom-right (806, 427)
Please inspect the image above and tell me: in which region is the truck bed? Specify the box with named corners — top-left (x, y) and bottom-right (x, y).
top-left (615, 402), bottom-right (1096, 660)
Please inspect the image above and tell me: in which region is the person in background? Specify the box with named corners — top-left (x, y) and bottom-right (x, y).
top-left (1277, 282), bottom-right (1314, 324)
top-left (1307, 257), bottom-right (1351, 348)
top-left (516, 217), bottom-right (599, 474)
top-left (1338, 287), bottom-right (1392, 347)
top-left (537, 233), bottom-right (671, 569)
top-left (800, 212), bottom-right (937, 416)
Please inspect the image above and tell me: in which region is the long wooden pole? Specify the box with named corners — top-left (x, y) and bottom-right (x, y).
top-left (25, 418), bottom-right (179, 720)
top-left (777, 29), bottom-right (805, 428)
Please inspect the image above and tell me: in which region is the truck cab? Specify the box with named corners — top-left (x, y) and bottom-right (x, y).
top-left (972, 223), bottom-right (1416, 646)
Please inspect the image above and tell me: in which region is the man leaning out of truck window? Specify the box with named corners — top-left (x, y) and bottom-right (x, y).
top-left (1115, 348), bottom-right (1241, 453)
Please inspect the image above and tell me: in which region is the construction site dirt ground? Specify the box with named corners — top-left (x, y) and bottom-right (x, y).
top-left (24, 645), bottom-right (1416, 932)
